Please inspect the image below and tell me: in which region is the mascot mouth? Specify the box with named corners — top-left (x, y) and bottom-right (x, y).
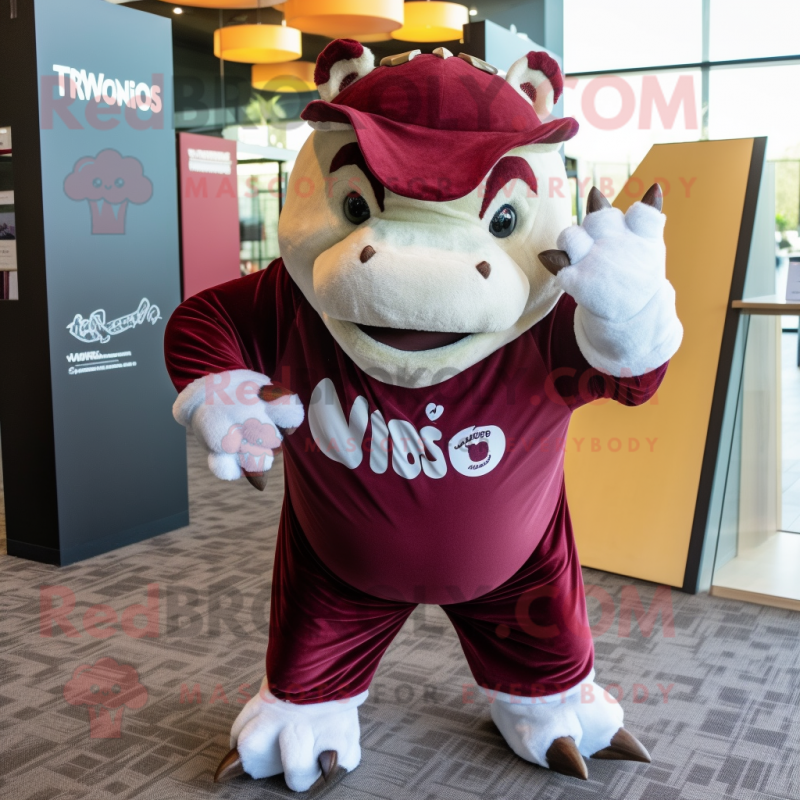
top-left (357, 324), bottom-right (469, 352)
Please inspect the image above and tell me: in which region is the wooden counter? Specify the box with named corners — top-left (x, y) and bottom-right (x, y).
top-left (733, 295), bottom-right (800, 314)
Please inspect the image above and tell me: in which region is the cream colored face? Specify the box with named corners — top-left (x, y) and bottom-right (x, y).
top-left (278, 129), bottom-right (573, 389)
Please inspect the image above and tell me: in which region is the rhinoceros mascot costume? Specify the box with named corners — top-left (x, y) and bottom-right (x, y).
top-left (165, 38), bottom-right (682, 792)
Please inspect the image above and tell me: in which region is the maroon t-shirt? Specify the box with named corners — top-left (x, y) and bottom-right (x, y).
top-left (165, 260), bottom-right (666, 604)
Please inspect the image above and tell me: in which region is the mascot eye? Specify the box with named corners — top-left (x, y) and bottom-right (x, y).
top-left (343, 192), bottom-right (370, 224)
top-left (115, 178), bottom-right (125, 188)
top-left (92, 177), bottom-right (102, 188)
top-left (489, 204), bottom-right (517, 238)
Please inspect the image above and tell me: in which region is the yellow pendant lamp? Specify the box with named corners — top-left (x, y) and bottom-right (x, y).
top-left (283, 0), bottom-right (404, 38)
top-left (345, 32), bottom-right (394, 43)
top-left (214, 24), bottom-right (302, 63)
top-left (391, 1), bottom-right (469, 42)
top-left (252, 61), bottom-right (316, 91)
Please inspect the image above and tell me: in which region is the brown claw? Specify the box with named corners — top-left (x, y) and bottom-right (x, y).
top-left (545, 736), bottom-right (588, 780)
top-left (258, 382), bottom-right (294, 403)
top-left (538, 249), bottom-right (572, 276)
top-left (214, 747), bottom-right (245, 783)
top-left (244, 472), bottom-right (269, 492)
top-left (318, 750), bottom-right (338, 780)
top-left (591, 727), bottom-right (651, 763)
top-left (308, 750), bottom-right (345, 793)
top-left (640, 183), bottom-right (663, 212)
top-left (586, 186), bottom-right (612, 213)
top-left (259, 383), bottom-right (299, 437)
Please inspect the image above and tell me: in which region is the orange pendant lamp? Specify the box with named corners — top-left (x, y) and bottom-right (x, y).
top-left (391, 1), bottom-right (469, 42)
top-left (214, 23), bottom-right (302, 63)
top-left (345, 32), bottom-right (394, 42)
top-left (160, 1), bottom-right (284, 7)
top-left (282, 0), bottom-right (404, 38)
top-left (252, 61), bottom-right (316, 91)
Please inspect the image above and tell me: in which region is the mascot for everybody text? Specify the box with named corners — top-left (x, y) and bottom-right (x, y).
top-left (165, 40), bottom-right (682, 791)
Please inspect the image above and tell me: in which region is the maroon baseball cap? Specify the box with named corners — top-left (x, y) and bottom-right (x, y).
top-left (301, 48), bottom-right (578, 202)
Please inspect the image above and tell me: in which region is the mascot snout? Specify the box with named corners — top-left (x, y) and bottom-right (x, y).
top-left (311, 217), bottom-right (531, 341)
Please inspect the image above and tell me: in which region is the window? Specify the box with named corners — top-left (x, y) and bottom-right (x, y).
top-left (565, 70), bottom-right (702, 204)
top-left (708, 63), bottom-right (800, 158)
top-left (564, 0), bottom-right (702, 73)
top-left (710, 0), bottom-right (800, 61)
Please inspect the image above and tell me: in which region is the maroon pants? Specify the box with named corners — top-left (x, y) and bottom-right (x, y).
top-left (267, 495), bottom-right (594, 703)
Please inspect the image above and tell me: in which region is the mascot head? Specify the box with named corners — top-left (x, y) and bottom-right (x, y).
top-left (279, 39), bottom-right (578, 388)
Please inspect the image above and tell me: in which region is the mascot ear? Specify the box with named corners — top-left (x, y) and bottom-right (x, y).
top-left (314, 38), bottom-right (375, 102)
top-left (505, 51), bottom-right (565, 120)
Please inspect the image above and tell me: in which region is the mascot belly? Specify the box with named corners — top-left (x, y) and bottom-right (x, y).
top-left (165, 39), bottom-right (683, 792)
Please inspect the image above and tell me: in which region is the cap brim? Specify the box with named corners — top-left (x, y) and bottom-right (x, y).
top-left (302, 101), bottom-right (579, 202)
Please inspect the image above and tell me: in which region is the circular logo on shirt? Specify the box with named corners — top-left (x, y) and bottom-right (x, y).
top-left (448, 425), bottom-right (506, 477)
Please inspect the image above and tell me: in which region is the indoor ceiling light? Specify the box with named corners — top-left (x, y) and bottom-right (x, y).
top-left (214, 24), bottom-right (302, 63)
top-left (391, 1), bottom-right (469, 42)
top-left (173, 7), bottom-right (183, 13)
top-left (156, 0), bottom-right (284, 8)
top-left (283, 0), bottom-right (404, 38)
top-left (344, 32), bottom-right (393, 42)
top-left (252, 60), bottom-right (316, 91)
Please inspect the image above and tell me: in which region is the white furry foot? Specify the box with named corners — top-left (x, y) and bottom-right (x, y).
top-left (223, 677), bottom-right (367, 791)
top-left (489, 669), bottom-right (646, 779)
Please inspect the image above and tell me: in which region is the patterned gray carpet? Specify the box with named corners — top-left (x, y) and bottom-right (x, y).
top-left (0, 436), bottom-right (798, 800)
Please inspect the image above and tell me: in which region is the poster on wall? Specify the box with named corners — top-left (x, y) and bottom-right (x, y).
top-left (34, 0), bottom-right (187, 560)
top-left (0, 200), bottom-right (17, 300)
top-left (0, 206), bottom-right (15, 273)
top-left (0, 127), bottom-right (16, 298)
top-left (178, 132), bottom-right (241, 299)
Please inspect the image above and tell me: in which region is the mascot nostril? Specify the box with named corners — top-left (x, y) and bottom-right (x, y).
top-left (166, 36), bottom-right (683, 792)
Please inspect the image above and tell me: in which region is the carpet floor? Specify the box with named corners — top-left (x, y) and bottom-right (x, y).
top-left (0, 436), bottom-right (798, 800)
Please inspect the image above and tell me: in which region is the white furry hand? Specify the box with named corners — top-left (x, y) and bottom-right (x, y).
top-left (541, 186), bottom-right (682, 377)
top-left (172, 369), bottom-right (304, 481)
top-left (229, 678), bottom-right (367, 791)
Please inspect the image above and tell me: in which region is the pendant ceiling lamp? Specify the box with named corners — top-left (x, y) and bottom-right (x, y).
top-left (282, 0), bottom-right (404, 38)
top-left (252, 61), bottom-right (316, 91)
top-left (345, 32), bottom-right (393, 42)
top-left (158, 1), bottom-right (284, 8)
top-left (214, 24), bottom-right (302, 63)
top-left (391, 1), bottom-right (469, 42)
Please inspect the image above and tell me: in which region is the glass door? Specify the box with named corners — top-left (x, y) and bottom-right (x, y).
top-left (237, 159), bottom-right (283, 275)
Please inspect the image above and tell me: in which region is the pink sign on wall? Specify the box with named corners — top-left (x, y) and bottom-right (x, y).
top-left (178, 133), bottom-right (240, 299)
